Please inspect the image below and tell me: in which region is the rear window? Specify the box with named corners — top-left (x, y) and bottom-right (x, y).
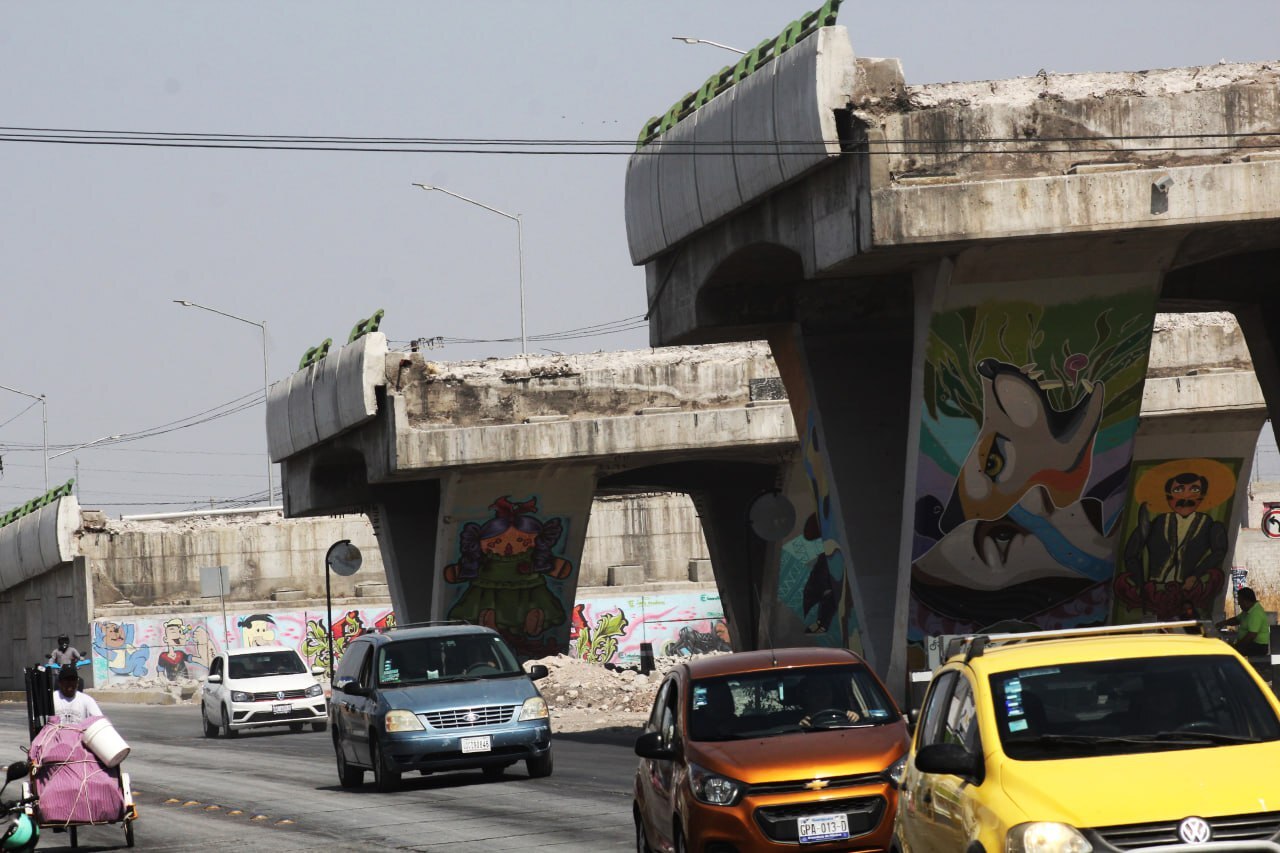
top-left (990, 654), bottom-right (1280, 760)
top-left (376, 633), bottom-right (522, 686)
top-left (228, 651), bottom-right (306, 679)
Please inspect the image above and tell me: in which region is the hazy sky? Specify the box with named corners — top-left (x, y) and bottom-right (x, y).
top-left (2, 1), bottom-right (1278, 515)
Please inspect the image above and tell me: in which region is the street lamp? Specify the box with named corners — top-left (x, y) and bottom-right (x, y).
top-left (50, 434), bottom-right (122, 500)
top-left (671, 36), bottom-right (747, 54)
top-left (173, 300), bottom-right (274, 504)
top-left (0, 383), bottom-right (48, 491)
top-left (412, 183), bottom-right (526, 355)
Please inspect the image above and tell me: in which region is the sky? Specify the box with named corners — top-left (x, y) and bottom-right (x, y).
top-left (2, 1), bottom-right (1279, 516)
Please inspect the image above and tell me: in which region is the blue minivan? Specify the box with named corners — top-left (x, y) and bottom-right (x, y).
top-left (329, 624), bottom-right (553, 791)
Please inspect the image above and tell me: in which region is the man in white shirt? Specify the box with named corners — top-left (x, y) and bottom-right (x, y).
top-left (52, 664), bottom-right (102, 725)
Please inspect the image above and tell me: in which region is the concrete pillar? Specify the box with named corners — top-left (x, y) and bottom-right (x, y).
top-left (431, 467), bottom-right (596, 659)
top-left (368, 480), bottom-right (442, 625)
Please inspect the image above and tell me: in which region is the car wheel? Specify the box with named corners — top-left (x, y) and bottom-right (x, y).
top-left (289, 723), bottom-right (304, 733)
top-left (221, 706), bottom-right (238, 738)
top-left (202, 708), bottom-right (219, 738)
top-left (371, 735), bottom-right (401, 793)
top-left (311, 721), bottom-right (328, 733)
top-left (526, 748), bottom-right (553, 778)
top-left (335, 737), bottom-right (363, 788)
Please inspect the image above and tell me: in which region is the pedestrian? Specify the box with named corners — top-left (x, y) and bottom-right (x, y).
top-left (1216, 587), bottom-right (1271, 657)
top-left (52, 664), bottom-right (102, 725)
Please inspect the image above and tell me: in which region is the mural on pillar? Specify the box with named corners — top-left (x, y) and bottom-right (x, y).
top-left (775, 415), bottom-right (860, 651)
top-left (911, 284), bottom-right (1158, 636)
top-left (1112, 457), bottom-right (1239, 622)
top-left (443, 495), bottom-right (575, 659)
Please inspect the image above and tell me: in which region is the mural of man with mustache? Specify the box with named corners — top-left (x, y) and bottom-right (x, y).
top-left (1117, 466), bottom-right (1230, 620)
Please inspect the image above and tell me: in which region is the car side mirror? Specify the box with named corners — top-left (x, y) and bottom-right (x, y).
top-left (205, 673), bottom-right (222, 684)
top-left (527, 665), bottom-right (549, 681)
top-left (915, 743), bottom-right (984, 782)
top-left (311, 666), bottom-right (326, 677)
top-left (5, 760), bottom-right (29, 783)
top-left (906, 707), bottom-right (920, 735)
top-left (634, 731), bottom-right (678, 761)
top-left (338, 680), bottom-right (369, 697)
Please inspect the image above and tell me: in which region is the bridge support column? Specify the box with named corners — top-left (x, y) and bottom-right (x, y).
top-left (430, 467), bottom-right (596, 659)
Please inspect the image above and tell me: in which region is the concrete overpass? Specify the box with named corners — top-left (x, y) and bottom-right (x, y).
top-left (266, 312), bottom-right (1263, 680)
top-left (623, 2), bottom-right (1280, 688)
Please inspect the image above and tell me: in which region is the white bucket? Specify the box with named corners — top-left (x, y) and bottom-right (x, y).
top-left (82, 719), bottom-right (130, 768)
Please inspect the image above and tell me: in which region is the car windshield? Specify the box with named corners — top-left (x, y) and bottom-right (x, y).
top-left (687, 664), bottom-right (899, 741)
top-left (228, 651), bottom-right (306, 679)
top-left (376, 634), bottom-right (522, 687)
top-left (991, 654), bottom-right (1280, 760)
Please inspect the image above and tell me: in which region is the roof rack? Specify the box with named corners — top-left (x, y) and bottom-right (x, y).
top-left (379, 619), bottom-right (471, 633)
top-left (945, 620), bottom-right (1204, 662)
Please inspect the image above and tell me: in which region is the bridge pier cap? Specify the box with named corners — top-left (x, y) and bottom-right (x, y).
top-left (626, 17), bottom-right (1280, 688)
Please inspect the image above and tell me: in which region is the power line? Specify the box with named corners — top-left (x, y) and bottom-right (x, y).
top-left (0, 399), bottom-right (40, 431)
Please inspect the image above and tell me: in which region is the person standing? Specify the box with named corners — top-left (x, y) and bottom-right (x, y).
top-left (1217, 587), bottom-right (1272, 658)
top-left (52, 664), bottom-right (102, 725)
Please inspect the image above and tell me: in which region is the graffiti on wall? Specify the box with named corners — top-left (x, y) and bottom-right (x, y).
top-left (911, 286), bottom-right (1158, 636)
top-left (569, 591), bottom-right (729, 665)
top-left (92, 606), bottom-right (396, 685)
top-left (1112, 457), bottom-right (1239, 621)
top-left (443, 495), bottom-right (574, 659)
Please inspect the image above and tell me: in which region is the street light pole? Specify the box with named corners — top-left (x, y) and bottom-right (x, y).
top-left (173, 300), bottom-right (274, 503)
top-left (412, 183), bottom-right (527, 355)
top-left (671, 36), bottom-right (747, 54)
top-left (0, 383), bottom-right (48, 491)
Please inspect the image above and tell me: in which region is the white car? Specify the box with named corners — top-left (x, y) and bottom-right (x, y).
top-left (201, 646), bottom-right (328, 737)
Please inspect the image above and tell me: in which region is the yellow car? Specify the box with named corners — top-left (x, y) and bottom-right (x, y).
top-left (893, 623), bottom-right (1280, 852)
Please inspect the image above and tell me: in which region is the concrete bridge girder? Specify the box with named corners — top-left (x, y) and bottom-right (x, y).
top-left (625, 36), bottom-right (1280, 692)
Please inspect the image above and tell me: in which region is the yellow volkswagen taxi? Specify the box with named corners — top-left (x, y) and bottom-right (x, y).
top-left (894, 623), bottom-right (1280, 852)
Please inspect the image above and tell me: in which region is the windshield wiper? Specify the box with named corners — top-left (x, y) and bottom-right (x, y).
top-left (1145, 730), bottom-right (1260, 744)
top-left (1032, 732), bottom-right (1259, 747)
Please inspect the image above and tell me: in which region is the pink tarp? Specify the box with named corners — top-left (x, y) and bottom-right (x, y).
top-left (29, 716), bottom-right (125, 825)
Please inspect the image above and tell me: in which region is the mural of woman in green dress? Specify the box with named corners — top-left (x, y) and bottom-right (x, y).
top-left (443, 496), bottom-right (574, 654)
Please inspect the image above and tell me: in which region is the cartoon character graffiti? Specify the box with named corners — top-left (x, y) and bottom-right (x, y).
top-left (303, 610), bottom-right (369, 675)
top-left (575, 608), bottom-right (629, 664)
top-left (1114, 458), bottom-right (1236, 620)
top-left (799, 417), bottom-right (857, 647)
top-left (443, 496), bottom-right (574, 644)
top-left (239, 613), bottom-right (278, 647)
top-left (912, 295), bottom-right (1158, 632)
top-left (93, 622), bottom-right (150, 678)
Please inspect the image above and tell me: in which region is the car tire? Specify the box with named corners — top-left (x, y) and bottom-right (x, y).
top-left (335, 737), bottom-right (363, 788)
top-left (311, 721), bottom-right (328, 733)
top-left (371, 735), bottom-right (401, 793)
top-left (202, 708), bottom-right (219, 738)
top-left (221, 706), bottom-right (238, 738)
top-left (289, 723), bottom-right (304, 733)
top-left (526, 748), bottom-right (553, 778)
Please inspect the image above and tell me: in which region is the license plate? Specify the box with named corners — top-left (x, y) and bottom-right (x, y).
top-left (798, 813), bottom-right (850, 844)
top-left (460, 736), bottom-right (491, 754)
top-left (272, 703), bottom-right (291, 715)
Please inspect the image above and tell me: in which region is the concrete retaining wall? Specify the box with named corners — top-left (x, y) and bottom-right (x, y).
top-left (0, 559), bottom-right (91, 692)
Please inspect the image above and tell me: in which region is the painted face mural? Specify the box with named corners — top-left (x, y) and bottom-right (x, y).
top-left (239, 613), bottom-right (278, 647)
top-left (1113, 458), bottom-right (1238, 621)
top-left (443, 496), bottom-right (574, 658)
top-left (911, 286), bottom-right (1158, 636)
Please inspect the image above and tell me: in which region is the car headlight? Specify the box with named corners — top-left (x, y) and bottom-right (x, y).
top-left (519, 697), bottom-right (549, 721)
top-left (230, 691), bottom-right (252, 703)
top-left (305, 684), bottom-right (324, 698)
top-left (384, 710), bottom-right (424, 732)
top-left (1007, 822), bottom-right (1092, 853)
top-left (688, 762), bottom-right (744, 806)
top-left (885, 754), bottom-right (907, 788)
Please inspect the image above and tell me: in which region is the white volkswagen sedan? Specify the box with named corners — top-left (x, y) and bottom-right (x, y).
top-left (201, 646), bottom-right (327, 737)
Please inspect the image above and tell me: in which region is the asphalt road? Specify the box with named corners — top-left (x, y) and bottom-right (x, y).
top-left (0, 703), bottom-right (640, 851)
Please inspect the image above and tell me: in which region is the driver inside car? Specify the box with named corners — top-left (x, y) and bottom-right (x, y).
top-left (795, 675), bottom-right (860, 728)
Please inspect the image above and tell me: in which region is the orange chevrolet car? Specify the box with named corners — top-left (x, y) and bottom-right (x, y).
top-left (634, 648), bottom-right (909, 853)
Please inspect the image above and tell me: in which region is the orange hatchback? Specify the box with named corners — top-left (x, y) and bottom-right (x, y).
top-left (633, 648), bottom-right (909, 853)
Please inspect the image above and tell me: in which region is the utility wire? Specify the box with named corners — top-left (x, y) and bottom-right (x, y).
top-left (0, 399), bottom-right (40, 432)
